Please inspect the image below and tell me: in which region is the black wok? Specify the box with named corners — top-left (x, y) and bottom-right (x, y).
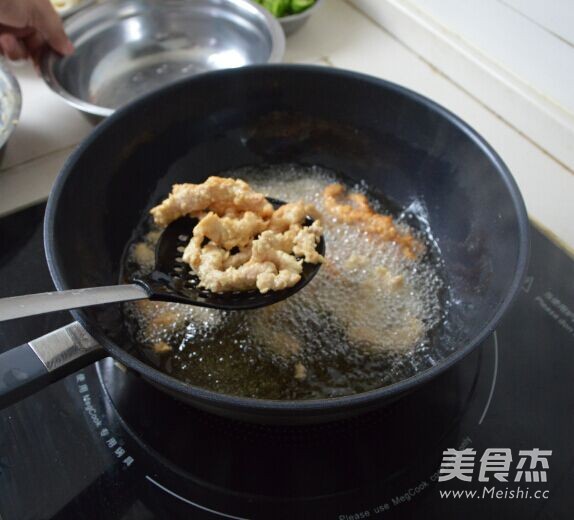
top-left (0, 65), bottom-right (529, 423)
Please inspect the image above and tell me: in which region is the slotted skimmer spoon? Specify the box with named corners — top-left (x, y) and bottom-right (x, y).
top-left (0, 199), bottom-right (325, 321)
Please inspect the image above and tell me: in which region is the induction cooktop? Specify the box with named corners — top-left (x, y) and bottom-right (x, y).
top-left (0, 203), bottom-right (572, 519)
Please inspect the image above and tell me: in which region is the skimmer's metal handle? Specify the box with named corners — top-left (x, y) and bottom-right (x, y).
top-left (0, 284), bottom-right (149, 322)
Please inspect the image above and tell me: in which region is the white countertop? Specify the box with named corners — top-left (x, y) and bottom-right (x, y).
top-left (1, 0), bottom-right (573, 250)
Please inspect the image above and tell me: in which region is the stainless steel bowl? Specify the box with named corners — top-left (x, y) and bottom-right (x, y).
top-left (279, 0), bottom-right (324, 36)
top-left (0, 60), bottom-right (22, 160)
top-left (41, 0), bottom-right (285, 118)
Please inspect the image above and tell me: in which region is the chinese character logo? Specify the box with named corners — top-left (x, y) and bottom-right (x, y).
top-left (515, 449), bottom-right (551, 482)
top-left (479, 449), bottom-right (512, 482)
top-left (438, 447), bottom-right (551, 483)
top-left (439, 448), bottom-right (476, 482)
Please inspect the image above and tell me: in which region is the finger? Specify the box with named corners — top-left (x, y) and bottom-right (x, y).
top-left (22, 31), bottom-right (47, 71)
top-left (0, 33), bottom-right (29, 61)
top-left (0, 25), bottom-right (35, 38)
top-left (29, 0), bottom-right (74, 55)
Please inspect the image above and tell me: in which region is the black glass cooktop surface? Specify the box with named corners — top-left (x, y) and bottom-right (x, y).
top-left (0, 203), bottom-right (573, 519)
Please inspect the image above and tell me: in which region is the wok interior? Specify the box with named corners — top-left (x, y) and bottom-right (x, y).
top-left (49, 67), bottom-right (525, 391)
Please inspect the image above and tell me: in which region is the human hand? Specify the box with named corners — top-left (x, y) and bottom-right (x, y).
top-left (0, 0), bottom-right (73, 64)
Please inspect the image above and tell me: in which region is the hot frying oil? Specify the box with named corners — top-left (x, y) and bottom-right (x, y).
top-left (122, 165), bottom-right (449, 399)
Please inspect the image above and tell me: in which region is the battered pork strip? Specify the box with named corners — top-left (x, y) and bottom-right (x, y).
top-left (323, 183), bottom-right (422, 259)
top-left (150, 176), bottom-right (274, 226)
top-left (335, 254), bottom-right (424, 352)
top-left (150, 177), bottom-right (324, 294)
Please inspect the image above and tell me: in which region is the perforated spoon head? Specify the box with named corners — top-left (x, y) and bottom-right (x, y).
top-left (134, 198), bottom-right (325, 310)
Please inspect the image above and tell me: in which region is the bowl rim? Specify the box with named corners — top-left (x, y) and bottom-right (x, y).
top-left (57, 0), bottom-right (96, 19)
top-left (0, 59), bottom-right (22, 150)
top-left (40, 0), bottom-right (286, 118)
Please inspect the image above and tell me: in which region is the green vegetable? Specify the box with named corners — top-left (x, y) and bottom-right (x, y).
top-left (255, 0), bottom-right (316, 17)
top-left (290, 0), bottom-right (315, 14)
top-left (259, 0), bottom-right (290, 17)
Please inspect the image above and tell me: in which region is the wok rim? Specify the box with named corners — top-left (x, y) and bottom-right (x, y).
top-left (44, 64), bottom-right (530, 415)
